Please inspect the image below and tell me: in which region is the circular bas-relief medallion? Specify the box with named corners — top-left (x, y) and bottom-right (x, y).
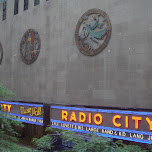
top-left (20, 29), bottom-right (41, 64)
top-left (0, 43), bottom-right (3, 65)
top-left (75, 9), bottom-right (112, 56)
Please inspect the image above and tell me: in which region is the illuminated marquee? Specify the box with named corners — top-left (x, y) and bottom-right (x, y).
top-left (0, 101), bottom-right (43, 126)
top-left (1, 104), bottom-right (12, 112)
top-left (20, 106), bottom-right (42, 116)
top-left (50, 106), bottom-right (152, 144)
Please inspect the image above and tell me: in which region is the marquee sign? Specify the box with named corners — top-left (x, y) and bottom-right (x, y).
top-left (0, 101), bottom-right (43, 126)
top-left (50, 106), bottom-right (152, 144)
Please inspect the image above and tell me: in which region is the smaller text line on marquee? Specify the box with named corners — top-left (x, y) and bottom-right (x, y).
top-left (0, 101), bottom-right (43, 126)
top-left (50, 106), bottom-right (152, 144)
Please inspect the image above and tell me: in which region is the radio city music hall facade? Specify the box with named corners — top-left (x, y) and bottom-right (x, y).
top-left (0, 0), bottom-right (152, 144)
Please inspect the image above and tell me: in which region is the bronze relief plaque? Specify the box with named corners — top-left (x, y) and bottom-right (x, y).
top-left (20, 29), bottom-right (41, 64)
top-left (0, 43), bottom-right (3, 65)
top-left (75, 9), bottom-right (112, 56)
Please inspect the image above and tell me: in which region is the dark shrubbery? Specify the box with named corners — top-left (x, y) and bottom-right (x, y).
top-left (32, 127), bottom-right (151, 152)
top-left (0, 83), bottom-right (32, 152)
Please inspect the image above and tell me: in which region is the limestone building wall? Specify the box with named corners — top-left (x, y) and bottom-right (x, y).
top-left (0, 0), bottom-right (152, 109)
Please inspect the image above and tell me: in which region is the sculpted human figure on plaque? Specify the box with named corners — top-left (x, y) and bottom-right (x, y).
top-left (75, 9), bottom-right (112, 56)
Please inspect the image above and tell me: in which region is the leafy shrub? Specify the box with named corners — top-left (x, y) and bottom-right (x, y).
top-left (147, 144), bottom-right (152, 152)
top-left (116, 145), bottom-right (145, 152)
top-left (0, 83), bottom-right (28, 151)
top-left (114, 140), bottom-right (147, 152)
top-left (0, 112), bottom-right (24, 151)
top-left (62, 131), bottom-right (115, 152)
top-left (0, 83), bottom-right (15, 98)
top-left (45, 126), bottom-right (62, 134)
top-left (0, 140), bottom-right (32, 152)
top-left (32, 134), bottom-right (52, 150)
top-left (34, 128), bottom-right (150, 152)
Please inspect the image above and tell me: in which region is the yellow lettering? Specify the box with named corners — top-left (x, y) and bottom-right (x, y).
top-left (125, 116), bottom-right (129, 128)
top-left (94, 114), bottom-right (103, 125)
top-left (146, 117), bottom-right (152, 131)
top-left (113, 115), bottom-right (121, 127)
top-left (7, 105), bottom-right (12, 112)
top-left (79, 112), bottom-right (86, 123)
top-left (62, 110), bottom-right (68, 121)
top-left (70, 112), bottom-right (77, 122)
top-left (3, 104), bottom-right (7, 111)
top-left (20, 107), bottom-right (41, 116)
top-left (20, 107), bottom-right (24, 114)
top-left (132, 116), bottom-right (142, 129)
top-left (89, 113), bottom-right (91, 124)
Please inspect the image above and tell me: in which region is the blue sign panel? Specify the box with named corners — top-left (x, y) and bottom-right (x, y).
top-left (50, 106), bottom-right (152, 144)
top-left (0, 101), bottom-right (43, 126)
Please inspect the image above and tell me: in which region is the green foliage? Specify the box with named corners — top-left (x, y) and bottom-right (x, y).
top-left (61, 131), bottom-right (114, 152)
top-left (32, 127), bottom-right (63, 151)
top-left (62, 130), bottom-right (85, 152)
top-left (32, 134), bottom-right (53, 150)
top-left (34, 127), bottom-right (150, 152)
top-left (0, 139), bottom-right (33, 152)
top-left (0, 83), bottom-right (15, 98)
top-left (147, 144), bottom-right (152, 152)
top-left (115, 145), bottom-right (145, 152)
top-left (45, 126), bottom-right (62, 134)
top-left (0, 84), bottom-right (28, 151)
top-left (0, 112), bottom-right (24, 150)
top-left (86, 134), bottom-right (115, 152)
top-left (114, 140), bottom-right (147, 152)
